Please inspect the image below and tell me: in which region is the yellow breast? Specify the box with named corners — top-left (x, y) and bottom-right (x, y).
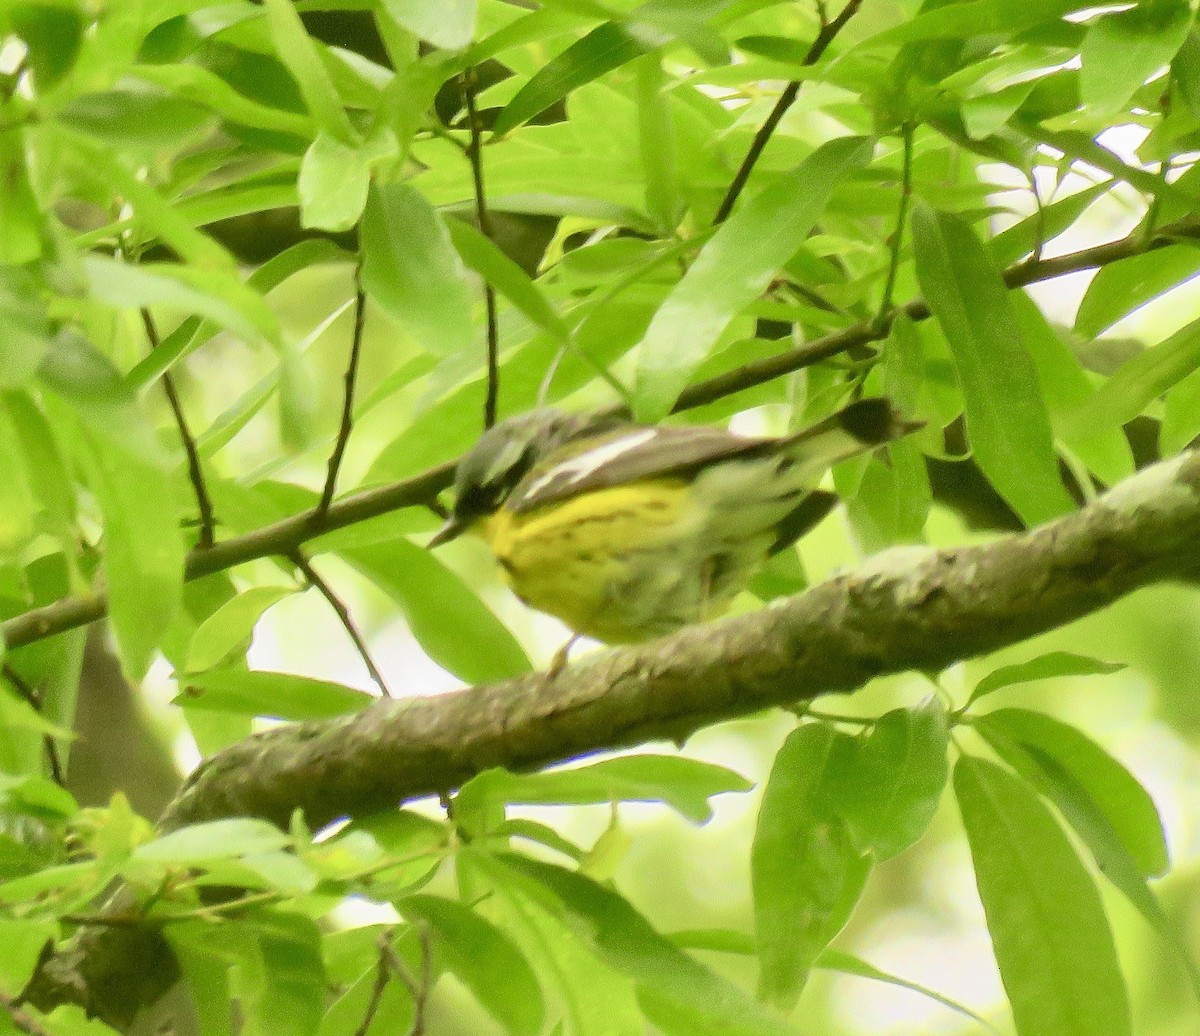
top-left (477, 480), bottom-right (691, 642)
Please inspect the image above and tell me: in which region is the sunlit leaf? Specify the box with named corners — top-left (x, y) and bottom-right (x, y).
top-left (262, 0), bottom-right (358, 144)
top-left (955, 756), bottom-right (1132, 1036)
top-left (635, 136), bottom-right (873, 421)
top-left (360, 181), bottom-right (475, 355)
top-left (1081, 3), bottom-right (1192, 115)
top-left (455, 755), bottom-right (751, 832)
top-left (752, 723), bottom-right (871, 1009)
top-left (967, 652), bottom-right (1126, 707)
top-left (912, 202), bottom-right (1074, 526)
top-left (401, 895), bottom-right (543, 1036)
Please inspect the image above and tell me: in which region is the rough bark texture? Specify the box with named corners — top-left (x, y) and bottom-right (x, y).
top-left (164, 449), bottom-right (1200, 831)
top-left (24, 448), bottom-right (1200, 1029)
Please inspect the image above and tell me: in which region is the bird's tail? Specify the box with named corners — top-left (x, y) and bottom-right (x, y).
top-left (779, 397), bottom-right (924, 478)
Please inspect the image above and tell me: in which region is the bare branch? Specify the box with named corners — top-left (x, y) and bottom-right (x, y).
top-left (3, 664), bottom-right (64, 786)
top-left (161, 449), bottom-right (1200, 831)
top-left (290, 549), bottom-right (392, 698)
top-left (142, 309), bottom-right (216, 548)
top-left (5, 216), bottom-right (1200, 653)
top-left (463, 65), bottom-right (500, 429)
top-left (713, 0), bottom-right (865, 224)
top-left (319, 268), bottom-right (368, 515)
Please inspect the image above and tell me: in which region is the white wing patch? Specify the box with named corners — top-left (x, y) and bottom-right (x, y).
top-left (522, 428), bottom-right (659, 498)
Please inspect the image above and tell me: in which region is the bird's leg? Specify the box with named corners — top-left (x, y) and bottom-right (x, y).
top-left (544, 633), bottom-right (582, 681)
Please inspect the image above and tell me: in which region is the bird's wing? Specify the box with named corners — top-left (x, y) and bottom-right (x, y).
top-left (508, 424), bottom-right (774, 513)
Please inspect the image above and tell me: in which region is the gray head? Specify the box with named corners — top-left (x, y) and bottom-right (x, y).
top-left (429, 409), bottom-right (623, 545)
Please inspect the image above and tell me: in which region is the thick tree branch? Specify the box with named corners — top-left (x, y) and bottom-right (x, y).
top-left (26, 449), bottom-right (1200, 1027)
top-left (5, 215), bottom-right (1199, 653)
top-left (162, 449), bottom-right (1200, 831)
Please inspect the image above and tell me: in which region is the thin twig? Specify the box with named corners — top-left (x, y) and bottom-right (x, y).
top-left (875, 123), bottom-right (915, 327)
top-left (290, 550), bottom-right (393, 698)
top-left (354, 931), bottom-right (396, 1036)
top-left (713, 0), bottom-right (865, 224)
top-left (383, 927), bottom-right (432, 1036)
top-left (463, 65), bottom-right (500, 429)
top-left (142, 309), bottom-right (216, 548)
top-left (3, 665), bottom-right (64, 787)
top-left (319, 267), bottom-right (368, 515)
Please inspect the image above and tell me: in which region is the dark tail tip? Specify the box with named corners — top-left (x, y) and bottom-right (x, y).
top-left (838, 398), bottom-right (925, 444)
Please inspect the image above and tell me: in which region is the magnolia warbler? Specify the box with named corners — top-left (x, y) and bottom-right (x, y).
top-left (429, 399), bottom-right (921, 644)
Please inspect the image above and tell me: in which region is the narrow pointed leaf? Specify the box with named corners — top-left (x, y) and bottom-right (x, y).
top-left (360, 182), bottom-right (474, 356)
top-left (635, 136), bottom-right (873, 421)
top-left (752, 723), bottom-right (872, 1009)
top-left (955, 756), bottom-right (1132, 1036)
top-left (912, 203), bottom-right (1074, 525)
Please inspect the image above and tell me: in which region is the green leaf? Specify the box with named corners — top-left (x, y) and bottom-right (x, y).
top-left (1075, 244), bottom-right (1200, 340)
top-left (635, 136), bottom-right (873, 421)
top-left (967, 651), bottom-right (1126, 708)
top-left (493, 22), bottom-right (649, 137)
top-left (976, 718), bottom-right (1200, 998)
top-left (0, 129), bottom-right (43, 265)
top-left (178, 669), bottom-right (372, 720)
top-left (76, 428), bottom-right (185, 680)
top-left (11, 3), bottom-right (82, 91)
top-left (857, 0), bottom-right (1097, 48)
top-left (298, 132), bottom-right (371, 233)
top-left (38, 331), bottom-right (168, 464)
top-left (58, 90), bottom-right (213, 152)
top-left (974, 708), bottom-right (1165, 876)
top-left (360, 181), bottom-right (474, 355)
top-left (460, 849), bottom-right (645, 1036)
top-left (636, 54), bottom-right (679, 232)
top-left (129, 63), bottom-right (315, 137)
top-left (1081, 3), bottom-right (1193, 116)
top-left (400, 895), bottom-right (543, 1036)
top-left (1162, 365), bottom-right (1200, 454)
top-left (989, 181), bottom-right (1112, 268)
top-left (129, 239), bottom-right (350, 390)
top-left (239, 911), bottom-right (325, 1036)
top-left (0, 403), bottom-right (37, 556)
top-left (815, 949), bottom-right (997, 1033)
top-left (445, 218), bottom-right (572, 343)
top-left (1060, 316), bottom-right (1200, 438)
top-left (261, 0), bottom-right (358, 145)
top-left (498, 854), bottom-right (797, 1036)
top-left (133, 819), bottom-right (289, 864)
top-left (826, 699), bottom-right (950, 860)
top-left (954, 756), bottom-right (1132, 1036)
top-left (381, 0), bottom-right (477, 51)
top-left (337, 538), bottom-right (530, 683)
top-left (83, 257), bottom-right (279, 350)
top-left (845, 315), bottom-right (931, 549)
top-left (0, 917), bottom-right (57, 996)
top-left (455, 755), bottom-right (751, 832)
top-left (752, 723), bottom-right (871, 1009)
top-left (911, 202), bottom-right (1074, 526)
top-left (0, 270), bottom-right (50, 386)
top-left (185, 586), bottom-right (296, 674)
top-left (1010, 292), bottom-right (1134, 486)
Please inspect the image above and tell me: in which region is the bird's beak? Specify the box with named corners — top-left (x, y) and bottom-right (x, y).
top-left (428, 513), bottom-right (467, 548)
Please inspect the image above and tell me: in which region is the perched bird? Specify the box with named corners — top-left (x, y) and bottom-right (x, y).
top-left (430, 399), bottom-right (921, 645)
